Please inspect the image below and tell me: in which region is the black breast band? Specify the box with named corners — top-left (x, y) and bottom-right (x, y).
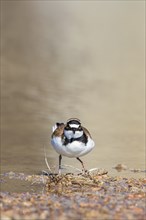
top-left (64, 133), bottom-right (88, 146)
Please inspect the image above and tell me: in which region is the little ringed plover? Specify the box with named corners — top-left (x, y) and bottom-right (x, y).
top-left (51, 118), bottom-right (95, 174)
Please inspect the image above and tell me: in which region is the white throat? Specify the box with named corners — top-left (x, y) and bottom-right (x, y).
top-left (64, 130), bottom-right (83, 139)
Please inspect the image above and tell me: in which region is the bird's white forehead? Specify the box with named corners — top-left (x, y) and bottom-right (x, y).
top-left (69, 124), bottom-right (80, 128)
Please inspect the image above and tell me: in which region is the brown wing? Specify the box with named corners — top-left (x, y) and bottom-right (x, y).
top-left (51, 123), bottom-right (65, 138)
top-left (82, 126), bottom-right (92, 138)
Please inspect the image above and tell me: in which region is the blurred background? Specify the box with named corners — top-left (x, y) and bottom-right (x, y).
top-left (1, 1), bottom-right (145, 177)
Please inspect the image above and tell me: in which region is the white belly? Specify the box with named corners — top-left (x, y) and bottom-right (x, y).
top-left (51, 137), bottom-right (95, 158)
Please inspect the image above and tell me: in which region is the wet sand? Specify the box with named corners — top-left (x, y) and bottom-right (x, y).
top-left (1, 1), bottom-right (145, 177)
top-left (0, 171), bottom-right (146, 220)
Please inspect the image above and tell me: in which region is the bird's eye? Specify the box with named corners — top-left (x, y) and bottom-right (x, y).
top-left (78, 126), bottom-right (82, 131)
top-left (65, 125), bottom-right (70, 130)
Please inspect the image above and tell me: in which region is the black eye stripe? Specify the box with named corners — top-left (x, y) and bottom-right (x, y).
top-left (65, 126), bottom-right (83, 132)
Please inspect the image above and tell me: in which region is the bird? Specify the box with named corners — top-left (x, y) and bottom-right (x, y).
top-left (51, 118), bottom-right (95, 174)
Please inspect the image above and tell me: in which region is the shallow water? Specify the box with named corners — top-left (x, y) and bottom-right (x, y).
top-left (1, 1), bottom-right (145, 192)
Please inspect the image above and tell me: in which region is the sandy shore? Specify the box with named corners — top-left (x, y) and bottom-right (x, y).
top-left (0, 171), bottom-right (145, 220)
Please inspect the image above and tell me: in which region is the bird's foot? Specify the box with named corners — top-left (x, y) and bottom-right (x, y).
top-left (83, 169), bottom-right (89, 175)
top-left (78, 169), bottom-right (90, 176)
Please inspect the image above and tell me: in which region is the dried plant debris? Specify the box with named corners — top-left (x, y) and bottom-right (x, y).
top-left (113, 163), bottom-right (128, 171)
top-left (113, 163), bottom-right (146, 173)
top-left (130, 168), bottom-right (146, 173)
top-left (0, 170), bottom-right (146, 220)
top-left (46, 170), bottom-right (108, 193)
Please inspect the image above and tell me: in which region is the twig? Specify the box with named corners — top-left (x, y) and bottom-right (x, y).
top-left (44, 145), bottom-right (52, 172)
top-left (88, 168), bottom-right (99, 172)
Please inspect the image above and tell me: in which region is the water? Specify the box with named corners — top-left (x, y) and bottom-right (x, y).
top-left (1, 1), bottom-right (145, 192)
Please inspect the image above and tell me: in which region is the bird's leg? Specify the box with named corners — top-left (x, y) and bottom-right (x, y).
top-left (76, 157), bottom-right (87, 173)
top-left (59, 155), bottom-right (62, 174)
